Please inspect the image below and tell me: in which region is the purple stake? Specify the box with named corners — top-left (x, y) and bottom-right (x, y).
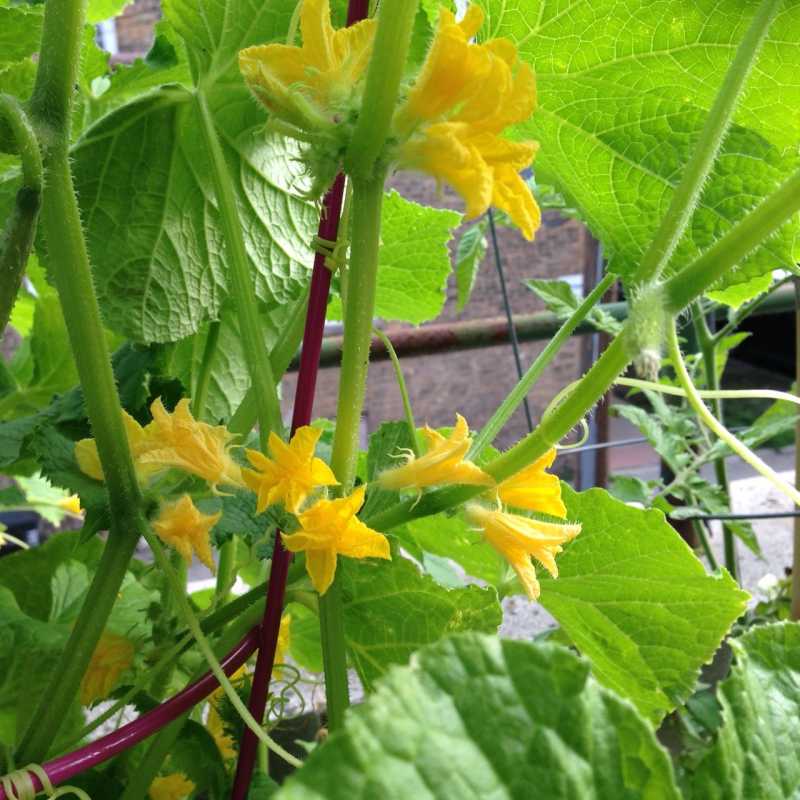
top-left (230, 7), bottom-right (371, 795)
top-left (0, 630), bottom-right (260, 800)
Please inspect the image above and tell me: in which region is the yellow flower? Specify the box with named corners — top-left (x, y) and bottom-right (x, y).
top-left (148, 773), bottom-right (195, 800)
top-left (140, 399), bottom-right (244, 491)
top-left (495, 449), bottom-right (566, 518)
top-left (75, 410), bottom-right (162, 483)
top-left (465, 504), bottom-right (580, 600)
top-left (243, 426), bottom-right (337, 514)
top-left (152, 494), bottom-right (221, 573)
top-left (80, 632), bottom-right (134, 706)
top-left (378, 414), bottom-right (492, 492)
top-left (282, 486), bottom-right (390, 595)
top-left (394, 5), bottom-right (540, 240)
top-left (57, 494), bottom-right (82, 515)
top-left (76, 398), bottom-right (243, 491)
top-left (239, 0), bottom-right (376, 129)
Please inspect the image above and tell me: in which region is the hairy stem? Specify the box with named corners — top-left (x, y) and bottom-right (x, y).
top-left (192, 319), bottom-right (221, 420)
top-left (631, 0), bottom-right (781, 286)
top-left (470, 272), bottom-right (617, 459)
top-left (0, 94), bottom-right (42, 332)
top-left (344, 0), bottom-right (419, 178)
top-left (16, 0), bottom-right (149, 763)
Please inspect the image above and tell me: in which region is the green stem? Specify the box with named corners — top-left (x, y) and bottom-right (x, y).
top-left (631, 0), bottom-right (781, 286)
top-left (344, 0), bottom-right (419, 178)
top-left (0, 94), bottom-right (42, 333)
top-left (667, 321), bottom-right (800, 506)
top-left (228, 287), bottom-right (310, 437)
top-left (663, 168), bottom-right (800, 313)
top-left (320, 177), bottom-right (386, 733)
top-left (215, 537), bottom-right (238, 605)
top-left (17, 0), bottom-right (149, 763)
top-left (692, 519), bottom-right (719, 571)
top-left (145, 530), bottom-right (302, 767)
top-left (118, 717), bottom-right (186, 800)
top-left (692, 306), bottom-right (738, 577)
top-left (470, 272), bottom-right (617, 459)
top-left (373, 327), bottom-right (418, 456)
top-left (196, 92), bottom-right (282, 448)
top-left (192, 320), bottom-right (221, 420)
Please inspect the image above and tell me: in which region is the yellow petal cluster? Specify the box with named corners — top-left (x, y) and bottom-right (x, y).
top-left (495, 448), bottom-right (566, 518)
top-left (80, 632), bottom-right (134, 706)
top-left (378, 414), bottom-right (492, 492)
top-left (76, 398), bottom-right (243, 491)
top-left (243, 426), bottom-right (337, 513)
top-left (239, 0), bottom-right (376, 129)
top-left (57, 494), bottom-right (83, 515)
top-left (148, 774), bottom-right (195, 800)
top-left (153, 495), bottom-right (221, 573)
top-left (282, 485), bottom-right (390, 595)
top-left (466, 504), bottom-right (580, 600)
top-left (140, 399), bottom-right (244, 490)
top-left (395, 5), bottom-right (540, 240)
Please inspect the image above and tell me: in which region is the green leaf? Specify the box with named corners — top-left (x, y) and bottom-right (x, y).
top-left (286, 601), bottom-right (323, 674)
top-left (61, 0), bottom-right (319, 343)
top-left (170, 719), bottom-right (228, 799)
top-left (393, 511), bottom-right (507, 588)
top-left (86, 0), bottom-right (134, 23)
top-left (330, 192), bottom-right (461, 324)
top-left (14, 471), bottom-right (79, 525)
top-left (539, 486), bottom-right (749, 723)
top-left (0, 6), bottom-right (43, 66)
top-left (454, 222), bottom-right (487, 312)
top-left (277, 634), bottom-right (680, 799)
top-left (527, 278), bottom-right (623, 335)
top-left (49, 560), bottom-right (91, 623)
top-left (340, 557), bottom-right (502, 690)
top-left (0, 530), bottom-right (103, 620)
top-left (482, 0), bottom-right (800, 296)
top-left (685, 622), bottom-right (800, 799)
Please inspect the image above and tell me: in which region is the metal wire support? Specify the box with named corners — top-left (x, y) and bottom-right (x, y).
top-left (487, 209), bottom-right (534, 432)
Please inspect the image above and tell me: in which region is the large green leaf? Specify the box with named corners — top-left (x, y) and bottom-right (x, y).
top-left (62, 0), bottom-right (318, 343)
top-left (87, 0), bottom-right (133, 23)
top-left (277, 634), bottom-right (680, 799)
top-left (539, 486), bottom-right (748, 723)
top-left (0, 6), bottom-right (42, 67)
top-left (330, 191), bottom-right (461, 324)
top-left (480, 0), bottom-right (800, 296)
top-left (685, 622), bottom-right (800, 800)
top-left (340, 557), bottom-right (502, 690)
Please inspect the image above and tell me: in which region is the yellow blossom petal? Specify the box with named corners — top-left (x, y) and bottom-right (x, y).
top-left (495, 448), bottom-right (566, 518)
top-left (239, 0), bottom-right (376, 126)
top-left (80, 632), bottom-right (134, 706)
top-left (282, 485), bottom-right (390, 595)
top-left (395, 4), bottom-right (540, 240)
top-left (466, 503), bottom-right (580, 600)
top-left (148, 773), bottom-right (195, 800)
top-left (379, 414), bottom-right (492, 492)
top-left (140, 399), bottom-right (244, 490)
top-left (153, 494), bottom-right (221, 573)
top-left (243, 426), bottom-right (338, 513)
